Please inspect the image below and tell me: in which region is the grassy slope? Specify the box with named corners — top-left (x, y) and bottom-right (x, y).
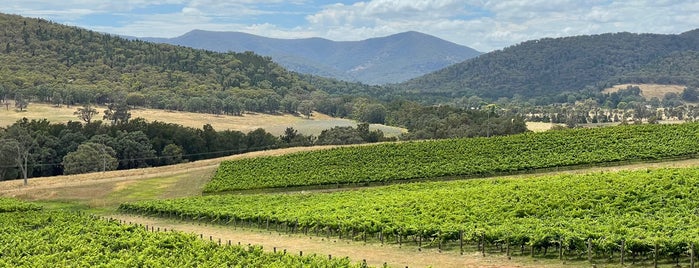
top-left (0, 102), bottom-right (406, 137)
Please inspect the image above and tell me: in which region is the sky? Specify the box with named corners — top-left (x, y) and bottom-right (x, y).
top-left (2, 0), bottom-right (699, 52)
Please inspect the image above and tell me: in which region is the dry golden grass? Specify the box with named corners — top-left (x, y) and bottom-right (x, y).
top-left (525, 122), bottom-right (560, 132)
top-left (602, 83), bottom-right (686, 100)
top-left (0, 145), bottom-right (339, 197)
top-left (0, 102), bottom-right (406, 137)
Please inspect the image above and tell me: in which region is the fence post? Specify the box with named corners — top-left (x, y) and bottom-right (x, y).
top-left (587, 238), bottom-right (592, 263)
top-left (459, 230), bottom-right (463, 255)
top-left (692, 243), bottom-right (695, 268)
top-left (620, 239), bottom-right (625, 265)
top-left (559, 240), bottom-right (563, 260)
top-left (481, 233), bottom-right (486, 257)
top-left (418, 235), bottom-right (423, 251)
top-left (506, 238), bottom-right (510, 259)
top-left (654, 243), bottom-right (658, 268)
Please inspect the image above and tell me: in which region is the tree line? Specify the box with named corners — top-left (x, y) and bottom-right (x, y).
top-left (0, 115), bottom-right (395, 181)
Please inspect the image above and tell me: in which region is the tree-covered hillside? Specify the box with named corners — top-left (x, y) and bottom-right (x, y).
top-left (0, 13), bottom-right (316, 114)
top-left (398, 30), bottom-right (699, 104)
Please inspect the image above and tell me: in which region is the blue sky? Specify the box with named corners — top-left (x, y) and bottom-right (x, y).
top-left (2, 0), bottom-right (699, 52)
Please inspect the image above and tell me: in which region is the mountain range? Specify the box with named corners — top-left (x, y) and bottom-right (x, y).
top-left (140, 30), bottom-right (481, 85)
top-left (398, 29), bottom-right (699, 103)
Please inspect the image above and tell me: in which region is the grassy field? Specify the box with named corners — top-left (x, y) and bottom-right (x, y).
top-left (602, 83), bottom-right (686, 100)
top-left (0, 102), bottom-right (406, 137)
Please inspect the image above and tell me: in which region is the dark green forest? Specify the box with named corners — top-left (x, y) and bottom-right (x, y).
top-left (398, 30), bottom-right (699, 104)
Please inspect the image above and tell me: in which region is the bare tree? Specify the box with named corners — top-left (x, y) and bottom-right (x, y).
top-left (0, 138), bottom-right (29, 185)
top-left (74, 104), bottom-right (99, 123)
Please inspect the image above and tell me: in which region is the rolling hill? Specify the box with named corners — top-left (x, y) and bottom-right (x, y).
top-left (140, 30), bottom-right (481, 85)
top-left (0, 13), bottom-right (316, 115)
top-left (398, 29), bottom-right (699, 103)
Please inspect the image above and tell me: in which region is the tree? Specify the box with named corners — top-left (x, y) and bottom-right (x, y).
top-left (681, 87), bottom-right (699, 102)
top-left (279, 127), bottom-right (314, 146)
top-left (160, 144), bottom-right (185, 165)
top-left (52, 91), bottom-right (63, 107)
top-left (360, 103), bottom-right (387, 124)
top-left (126, 92), bottom-right (147, 108)
top-left (113, 131), bottom-right (156, 169)
top-left (298, 100), bottom-right (314, 119)
top-left (223, 97), bottom-right (243, 116)
top-left (74, 104), bottom-right (99, 123)
top-left (316, 126), bottom-right (365, 145)
top-left (280, 127), bottom-right (299, 144)
top-left (485, 104), bottom-right (498, 136)
top-left (246, 128), bottom-right (279, 150)
top-left (62, 142), bottom-right (118, 175)
top-left (14, 92), bottom-right (28, 111)
top-left (281, 95), bottom-right (299, 114)
top-left (103, 101), bottom-right (131, 125)
top-left (0, 143), bottom-right (18, 180)
top-left (0, 124), bottom-right (36, 185)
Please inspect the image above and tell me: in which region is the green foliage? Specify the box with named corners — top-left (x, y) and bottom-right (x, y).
top-left (0, 198), bottom-right (41, 213)
top-left (14, 92), bottom-right (28, 111)
top-left (122, 167), bottom-right (699, 260)
top-left (0, 210), bottom-right (362, 267)
top-left (682, 87), bottom-right (699, 102)
top-left (298, 100), bottom-right (314, 118)
top-left (315, 123), bottom-right (393, 145)
top-left (279, 127), bottom-right (314, 147)
top-left (614, 51), bottom-right (699, 87)
top-left (62, 142), bottom-right (118, 175)
top-left (160, 144), bottom-right (185, 165)
top-left (103, 101), bottom-right (131, 125)
top-left (205, 123), bottom-right (699, 192)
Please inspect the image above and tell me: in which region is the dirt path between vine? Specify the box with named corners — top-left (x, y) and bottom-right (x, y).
top-left (109, 214), bottom-right (561, 268)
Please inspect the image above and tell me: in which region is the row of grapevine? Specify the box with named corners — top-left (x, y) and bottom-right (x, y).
top-left (124, 167), bottom-right (699, 262)
top-left (205, 123), bottom-right (699, 192)
top-left (0, 197), bottom-right (41, 212)
top-left (0, 209), bottom-right (366, 267)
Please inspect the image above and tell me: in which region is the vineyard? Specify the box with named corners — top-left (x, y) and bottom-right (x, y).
top-left (0, 205), bottom-right (365, 267)
top-left (0, 197), bottom-right (41, 212)
top-left (123, 167), bottom-right (699, 264)
top-left (205, 123), bottom-right (699, 192)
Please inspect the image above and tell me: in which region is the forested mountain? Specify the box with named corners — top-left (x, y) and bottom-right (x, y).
top-left (0, 13), bottom-right (321, 115)
top-left (141, 30), bottom-right (481, 85)
top-left (398, 29), bottom-right (699, 104)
